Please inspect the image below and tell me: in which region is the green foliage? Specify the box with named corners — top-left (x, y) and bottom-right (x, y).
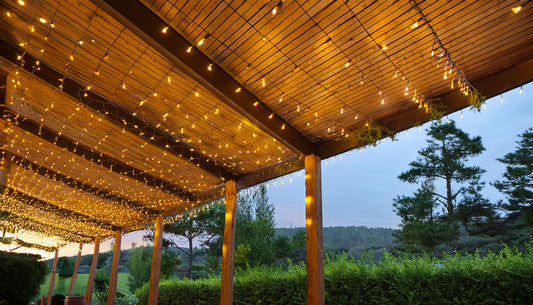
top-left (156, 202), bottom-right (224, 278)
top-left (347, 121), bottom-right (396, 147)
top-left (273, 235), bottom-right (296, 258)
top-left (395, 121), bottom-right (498, 251)
top-left (425, 99), bottom-right (446, 122)
top-left (0, 251), bottom-right (47, 305)
top-left (235, 185), bottom-right (276, 267)
top-left (234, 244), bottom-right (251, 269)
top-left (94, 269), bottom-right (109, 305)
top-left (137, 242), bottom-right (533, 305)
top-left (127, 246), bottom-right (180, 293)
top-left (493, 128), bottom-right (533, 225)
top-left (57, 256), bottom-right (75, 278)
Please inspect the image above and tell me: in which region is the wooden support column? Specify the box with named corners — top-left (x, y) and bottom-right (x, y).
top-left (148, 216), bottom-right (164, 305)
top-left (68, 243), bottom-right (83, 296)
top-left (220, 180), bottom-right (237, 305)
top-left (84, 237), bottom-right (100, 305)
top-left (107, 230), bottom-right (122, 305)
top-left (305, 154), bottom-right (324, 305)
top-left (47, 249), bottom-right (59, 305)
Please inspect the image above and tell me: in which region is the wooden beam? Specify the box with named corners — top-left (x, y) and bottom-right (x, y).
top-left (4, 151), bottom-right (158, 215)
top-left (68, 243), bottom-right (83, 297)
top-left (0, 40), bottom-right (235, 181)
top-left (220, 180), bottom-right (237, 305)
top-left (3, 187), bottom-right (120, 231)
top-left (318, 57), bottom-right (533, 158)
top-left (304, 154), bottom-right (324, 305)
top-left (3, 112), bottom-right (194, 199)
top-left (47, 249), bottom-right (59, 305)
top-left (90, 0), bottom-right (317, 156)
top-left (107, 230), bottom-right (122, 305)
top-left (84, 237), bottom-right (100, 305)
top-left (148, 216), bottom-right (164, 305)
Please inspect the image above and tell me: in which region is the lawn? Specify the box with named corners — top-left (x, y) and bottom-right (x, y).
top-left (38, 272), bottom-right (130, 300)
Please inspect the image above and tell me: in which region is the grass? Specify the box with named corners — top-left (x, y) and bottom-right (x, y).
top-left (38, 272), bottom-right (130, 300)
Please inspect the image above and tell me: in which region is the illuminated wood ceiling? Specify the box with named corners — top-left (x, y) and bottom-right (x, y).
top-left (0, 0), bottom-right (532, 244)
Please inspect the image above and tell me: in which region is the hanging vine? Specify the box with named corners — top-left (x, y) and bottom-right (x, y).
top-left (344, 121), bottom-right (396, 148)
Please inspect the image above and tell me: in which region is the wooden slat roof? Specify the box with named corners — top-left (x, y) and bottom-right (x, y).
top-left (0, 0), bottom-right (532, 244)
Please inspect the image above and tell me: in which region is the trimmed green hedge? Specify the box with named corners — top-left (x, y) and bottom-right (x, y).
top-left (0, 251), bottom-right (47, 305)
top-left (137, 244), bottom-right (533, 305)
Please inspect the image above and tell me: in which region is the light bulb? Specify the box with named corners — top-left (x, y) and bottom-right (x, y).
top-left (340, 107), bottom-right (344, 114)
top-left (272, 6), bottom-right (278, 15)
top-left (410, 21), bottom-right (418, 29)
top-left (162, 26), bottom-right (168, 33)
top-left (198, 38), bottom-right (205, 46)
top-left (207, 64), bottom-right (212, 71)
top-left (511, 6), bottom-right (522, 13)
top-left (39, 18), bottom-right (47, 23)
top-left (18, 0), bottom-right (25, 5)
top-left (520, 86), bottom-right (523, 94)
top-left (187, 46), bottom-right (192, 53)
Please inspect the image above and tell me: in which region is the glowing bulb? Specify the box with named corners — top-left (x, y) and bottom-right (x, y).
top-left (122, 82), bottom-right (126, 89)
top-left (269, 113), bottom-right (274, 119)
top-left (215, 108), bottom-right (219, 114)
top-left (39, 17), bottom-right (47, 23)
top-left (520, 86), bottom-right (523, 94)
top-left (187, 46), bottom-right (192, 53)
top-left (381, 45), bottom-right (387, 50)
top-left (50, 21), bottom-right (55, 28)
top-left (394, 71), bottom-right (398, 78)
top-left (197, 38), bottom-right (205, 46)
top-left (6, 11), bottom-right (12, 17)
top-left (281, 124), bottom-right (285, 130)
top-left (104, 53), bottom-right (109, 60)
top-left (207, 64), bottom-right (212, 71)
top-left (262, 78), bottom-right (266, 86)
top-left (238, 123), bottom-right (242, 131)
top-left (30, 25), bottom-right (35, 32)
top-left (139, 100), bottom-right (146, 106)
top-left (253, 101), bottom-right (259, 106)
top-left (94, 70), bottom-right (99, 75)
top-left (18, 0), bottom-right (25, 5)
top-left (345, 61), bottom-right (350, 68)
top-left (354, 113), bottom-right (359, 120)
top-left (162, 26), bottom-right (168, 33)
top-left (235, 87), bottom-right (241, 93)
top-left (297, 103), bottom-right (301, 112)
top-left (167, 76), bottom-right (171, 83)
top-left (340, 107), bottom-right (344, 114)
top-left (381, 98), bottom-right (384, 104)
top-left (69, 55), bottom-right (74, 61)
top-left (511, 6), bottom-right (522, 13)
top-left (410, 21), bottom-right (418, 29)
top-left (194, 91), bottom-right (199, 97)
top-left (460, 111), bottom-right (464, 119)
top-left (78, 39), bottom-right (83, 45)
top-left (501, 95), bottom-right (504, 103)
top-left (272, 6), bottom-right (278, 15)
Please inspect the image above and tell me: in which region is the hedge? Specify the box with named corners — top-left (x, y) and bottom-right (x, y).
top-left (137, 243), bottom-right (533, 305)
top-left (0, 251), bottom-right (47, 305)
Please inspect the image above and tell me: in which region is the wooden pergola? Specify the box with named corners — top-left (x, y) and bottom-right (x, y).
top-left (0, 0), bottom-right (532, 304)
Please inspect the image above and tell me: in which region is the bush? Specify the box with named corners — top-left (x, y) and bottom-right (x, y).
top-left (0, 251), bottom-right (47, 305)
top-left (137, 242), bottom-right (533, 305)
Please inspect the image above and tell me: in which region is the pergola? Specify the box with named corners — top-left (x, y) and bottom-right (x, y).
top-left (0, 0), bottom-right (532, 304)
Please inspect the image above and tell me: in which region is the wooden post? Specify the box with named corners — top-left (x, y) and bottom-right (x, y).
top-left (107, 230), bottom-right (122, 305)
top-left (47, 249), bottom-right (59, 305)
top-left (220, 180), bottom-right (237, 305)
top-left (305, 154), bottom-right (324, 305)
top-left (68, 243), bottom-right (83, 296)
top-left (40, 295), bottom-right (45, 305)
top-left (84, 237), bottom-right (100, 305)
top-left (148, 216), bottom-right (164, 305)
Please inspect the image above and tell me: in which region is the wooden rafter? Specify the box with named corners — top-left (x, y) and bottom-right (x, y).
top-left (2, 111), bottom-right (194, 198)
top-left (90, 0), bottom-right (317, 156)
top-left (3, 151), bottom-right (159, 215)
top-left (3, 187), bottom-right (121, 231)
top-left (0, 39), bottom-right (236, 181)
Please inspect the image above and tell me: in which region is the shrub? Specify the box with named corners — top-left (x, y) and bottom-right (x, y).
top-left (0, 251), bottom-right (47, 305)
top-left (137, 242), bottom-right (533, 305)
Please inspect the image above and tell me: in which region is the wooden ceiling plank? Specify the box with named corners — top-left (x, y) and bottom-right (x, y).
top-left (318, 57), bottom-right (533, 158)
top-left (0, 39), bottom-right (235, 181)
top-left (2, 110), bottom-right (194, 199)
top-left (90, 0), bottom-right (317, 156)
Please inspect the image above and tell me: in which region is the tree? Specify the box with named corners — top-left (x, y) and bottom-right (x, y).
top-left (493, 128), bottom-right (533, 225)
top-left (394, 121), bottom-right (496, 252)
top-left (235, 184), bottom-right (276, 267)
top-left (149, 202), bottom-right (224, 279)
top-left (127, 246), bottom-right (180, 293)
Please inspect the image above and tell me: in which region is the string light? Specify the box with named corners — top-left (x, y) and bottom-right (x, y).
top-left (520, 86), bottom-right (523, 94)
top-left (207, 64), bottom-right (212, 71)
top-left (18, 0), bottom-right (25, 5)
top-left (39, 17), bottom-right (47, 23)
top-left (162, 26), bottom-right (168, 33)
top-left (511, 6), bottom-right (522, 13)
top-left (410, 21), bottom-right (418, 29)
top-left (186, 46), bottom-right (192, 53)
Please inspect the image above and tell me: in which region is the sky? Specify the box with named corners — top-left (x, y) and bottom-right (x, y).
top-left (2, 83), bottom-right (532, 259)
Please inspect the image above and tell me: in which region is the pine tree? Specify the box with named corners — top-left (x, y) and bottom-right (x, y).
top-left (394, 121), bottom-right (497, 252)
top-left (493, 128), bottom-right (533, 225)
